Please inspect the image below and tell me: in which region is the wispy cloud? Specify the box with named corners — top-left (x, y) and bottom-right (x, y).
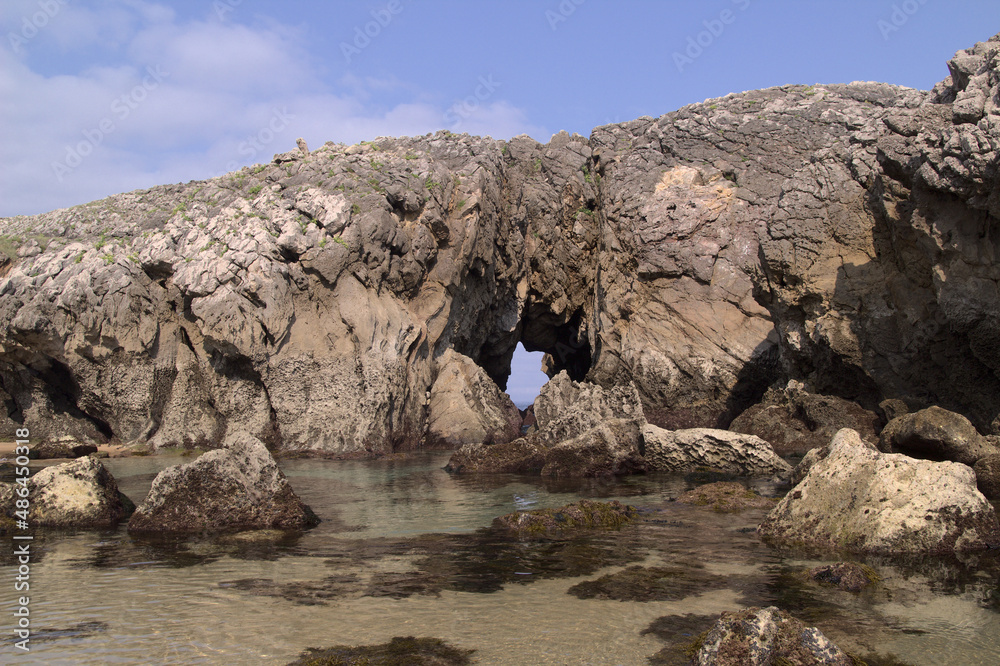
top-left (0, 2), bottom-right (544, 217)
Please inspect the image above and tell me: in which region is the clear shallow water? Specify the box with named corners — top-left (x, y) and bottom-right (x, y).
top-left (2, 452), bottom-right (999, 665)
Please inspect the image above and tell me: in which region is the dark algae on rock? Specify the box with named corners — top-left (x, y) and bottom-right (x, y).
top-left (286, 636), bottom-right (474, 666)
top-left (490, 499), bottom-right (638, 535)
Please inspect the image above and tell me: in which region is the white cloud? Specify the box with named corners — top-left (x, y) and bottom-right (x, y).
top-left (0, 3), bottom-right (545, 217)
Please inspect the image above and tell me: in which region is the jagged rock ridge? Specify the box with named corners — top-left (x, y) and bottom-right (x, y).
top-left (3, 34), bottom-right (1000, 452)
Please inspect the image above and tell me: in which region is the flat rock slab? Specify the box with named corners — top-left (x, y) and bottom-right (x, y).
top-left (643, 425), bottom-right (791, 476)
top-left (759, 429), bottom-right (1000, 554)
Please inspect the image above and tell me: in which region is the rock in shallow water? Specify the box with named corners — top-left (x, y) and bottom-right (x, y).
top-left (759, 429), bottom-right (1000, 554)
top-left (9, 457), bottom-right (135, 528)
top-left (693, 606), bottom-right (852, 666)
top-left (128, 432), bottom-right (318, 533)
top-left (491, 499), bottom-right (638, 535)
top-left (286, 636), bottom-right (474, 666)
top-left (643, 425), bottom-right (791, 476)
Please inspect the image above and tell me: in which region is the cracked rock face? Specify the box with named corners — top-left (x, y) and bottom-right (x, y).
top-left (759, 429), bottom-right (1000, 554)
top-left (4, 34), bottom-right (1000, 451)
top-left (127, 432), bottom-right (317, 533)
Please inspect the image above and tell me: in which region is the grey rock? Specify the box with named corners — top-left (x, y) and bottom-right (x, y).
top-left (425, 349), bottom-right (521, 449)
top-left (642, 424), bottom-right (791, 476)
top-left (760, 429), bottom-right (1000, 554)
top-left (26, 457), bottom-right (134, 528)
top-left (29, 435), bottom-right (98, 460)
top-left (974, 454), bottom-right (1000, 500)
top-left (127, 432), bottom-right (318, 533)
top-left (730, 386), bottom-right (881, 456)
top-left (694, 606), bottom-right (852, 666)
top-left (879, 405), bottom-right (998, 465)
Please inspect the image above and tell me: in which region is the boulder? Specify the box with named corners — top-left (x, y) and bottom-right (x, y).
top-left (425, 350), bottom-right (522, 449)
top-left (642, 425), bottom-right (791, 476)
top-left (27, 457), bottom-right (135, 528)
top-left (974, 454), bottom-right (1000, 500)
top-left (539, 418), bottom-right (646, 477)
top-left (128, 432), bottom-right (318, 533)
top-left (28, 435), bottom-right (99, 460)
top-left (879, 406), bottom-right (998, 465)
top-left (730, 386), bottom-right (881, 456)
top-left (445, 373), bottom-right (647, 477)
top-left (533, 371), bottom-right (645, 441)
top-left (789, 435), bottom-right (879, 486)
top-left (759, 429), bottom-right (1000, 554)
top-left (693, 606), bottom-right (852, 666)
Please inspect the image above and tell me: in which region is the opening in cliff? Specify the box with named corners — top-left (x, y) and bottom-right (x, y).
top-left (505, 343), bottom-right (548, 409)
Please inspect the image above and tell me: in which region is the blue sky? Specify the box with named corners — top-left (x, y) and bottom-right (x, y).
top-left (2, 0), bottom-right (997, 403)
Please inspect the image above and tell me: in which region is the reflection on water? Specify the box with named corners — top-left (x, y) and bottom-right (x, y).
top-left (2, 452), bottom-right (999, 665)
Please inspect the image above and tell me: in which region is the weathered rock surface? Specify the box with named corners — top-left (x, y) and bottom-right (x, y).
top-left (676, 482), bottom-right (776, 514)
top-left (445, 372), bottom-right (646, 477)
top-left (879, 405), bottom-right (998, 465)
top-left (759, 429), bottom-right (1000, 554)
top-left (642, 424), bottom-right (791, 476)
top-left (5, 35), bottom-right (1000, 451)
top-left (128, 432), bottom-right (318, 533)
top-left (693, 606), bottom-right (852, 666)
top-left (490, 499), bottom-right (638, 535)
top-left (24, 457), bottom-right (134, 528)
top-left (809, 562), bottom-right (879, 593)
top-left (28, 435), bottom-right (98, 460)
top-left (974, 454), bottom-right (1000, 499)
top-left (730, 385), bottom-right (881, 456)
top-left (425, 349), bottom-right (521, 449)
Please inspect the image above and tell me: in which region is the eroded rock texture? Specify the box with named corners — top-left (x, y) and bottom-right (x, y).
top-left (4, 35), bottom-right (1000, 452)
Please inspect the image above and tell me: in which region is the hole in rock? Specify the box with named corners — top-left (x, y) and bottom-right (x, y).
top-left (505, 343), bottom-right (548, 410)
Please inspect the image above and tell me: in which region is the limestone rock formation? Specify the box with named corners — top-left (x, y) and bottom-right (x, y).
top-left (22, 457), bottom-right (134, 528)
top-left (4, 35), bottom-right (1000, 452)
top-left (128, 432), bottom-right (318, 533)
top-left (425, 349), bottom-right (521, 449)
top-left (642, 425), bottom-right (791, 476)
top-left (693, 606), bottom-right (852, 666)
top-left (445, 374), bottom-right (646, 477)
top-left (729, 385), bottom-right (881, 456)
top-left (759, 429), bottom-right (1000, 554)
top-left (879, 405), bottom-right (998, 465)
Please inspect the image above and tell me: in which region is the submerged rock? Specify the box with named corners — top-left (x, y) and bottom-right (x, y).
top-left (286, 636), bottom-right (475, 666)
top-left (809, 562), bottom-right (879, 593)
top-left (643, 425), bottom-right (791, 476)
top-left (568, 564), bottom-right (727, 602)
top-left (879, 406), bottom-right (998, 465)
top-left (730, 386), bottom-right (882, 456)
top-left (491, 499), bottom-right (638, 535)
top-left (24, 457), bottom-right (134, 528)
top-left (693, 606), bottom-right (852, 665)
top-left (759, 429), bottom-right (1000, 554)
top-left (676, 482), bottom-right (776, 514)
top-left (128, 432), bottom-right (318, 533)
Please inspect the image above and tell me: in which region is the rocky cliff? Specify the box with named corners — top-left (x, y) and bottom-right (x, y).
top-left (3, 34), bottom-right (1000, 452)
